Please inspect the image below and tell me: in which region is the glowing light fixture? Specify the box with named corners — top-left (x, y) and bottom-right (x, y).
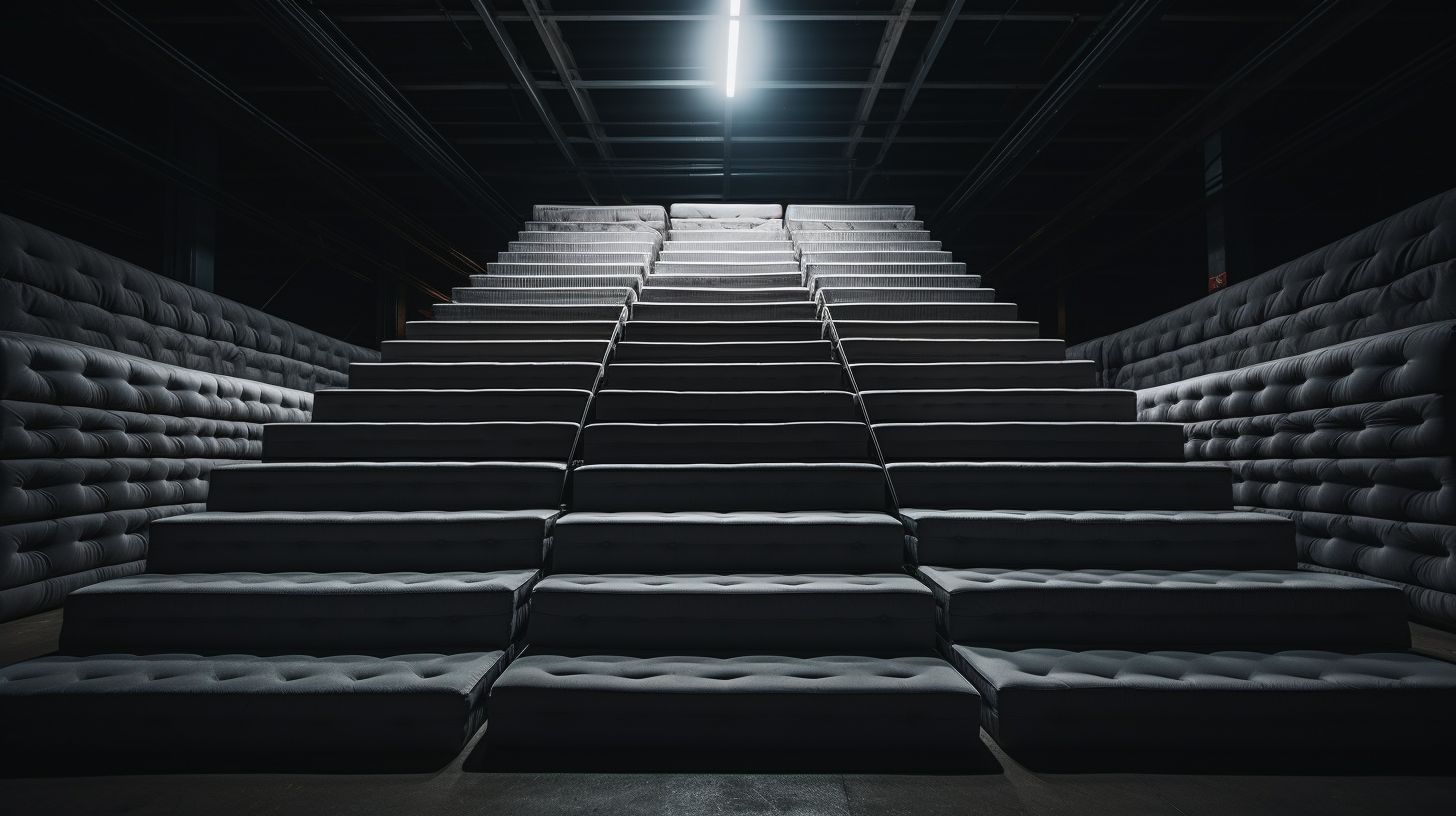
top-left (726, 0), bottom-right (741, 98)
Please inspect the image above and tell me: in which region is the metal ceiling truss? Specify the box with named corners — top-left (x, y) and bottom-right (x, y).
top-left (937, 0), bottom-right (1168, 222)
top-left (467, 0), bottom-right (600, 203)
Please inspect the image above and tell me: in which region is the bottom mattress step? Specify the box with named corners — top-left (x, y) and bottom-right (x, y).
top-left (951, 646), bottom-right (1456, 769)
top-left (60, 570), bottom-right (539, 655)
top-left (0, 652), bottom-right (506, 770)
top-left (528, 573), bottom-right (935, 652)
top-left (919, 567), bottom-right (1410, 651)
top-left (483, 654), bottom-right (983, 769)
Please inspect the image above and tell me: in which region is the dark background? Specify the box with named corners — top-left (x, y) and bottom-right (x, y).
top-left (4, 0), bottom-right (1453, 347)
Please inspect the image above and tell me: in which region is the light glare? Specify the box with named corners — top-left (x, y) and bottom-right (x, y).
top-left (725, 19), bottom-right (740, 98)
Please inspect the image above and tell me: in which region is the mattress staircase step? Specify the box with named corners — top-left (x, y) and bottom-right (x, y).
top-left (656, 241), bottom-right (794, 252)
top-left (921, 567), bottom-right (1410, 651)
top-left (527, 573), bottom-right (935, 653)
top-left (824, 302), bottom-right (1018, 320)
top-left (612, 340), bottom-right (832, 363)
top-left (480, 654), bottom-right (983, 769)
top-left (669, 229), bottom-right (789, 241)
top-left (59, 570), bottom-right (538, 655)
top-left (495, 253), bottom-right (650, 266)
top-left (482, 263), bottom-right (645, 277)
top-left (807, 262), bottom-right (968, 277)
top-left (810, 274), bottom-right (981, 290)
top-left (449, 287), bottom-right (635, 306)
top-left (0, 652), bottom-right (509, 770)
top-left (796, 241), bottom-right (942, 253)
top-left (404, 320), bottom-right (619, 340)
top-left (850, 360), bottom-right (1097, 389)
top-left (465, 274), bottom-right (643, 289)
top-left (886, 461), bottom-right (1233, 509)
top-left (550, 511), bottom-right (904, 573)
top-left (620, 319), bottom-right (822, 341)
top-left (570, 464), bottom-right (888, 511)
top-left (208, 461), bottom-right (567, 511)
top-left (508, 241), bottom-right (657, 253)
top-left (818, 287), bottom-right (996, 304)
top-left (350, 361), bottom-right (602, 389)
top-left (801, 250), bottom-right (953, 262)
top-left (381, 339), bottom-right (611, 363)
top-left (839, 338), bottom-right (1064, 362)
top-left (859, 388), bottom-right (1134, 422)
top-left (603, 361), bottom-right (845, 390)
top-left (830, 319), bottom-right (1040, 339)
top-left (146, 509), bottom-right (556, 573)
top-left (792, 230), bottom-right (932, 242)
top-left (261, 421), bottom-right (579, 463)
top-left (638, 286), bottom-right (810, 304)
top-left (582, 422), bottom-right (874, 463)
top-left (632, 300), bottom-right (818, 321)
top-left (947, 646), bottom-right (1456, 767)
top-left (653, 261), bottom-right (801, 275)
top-left (592, 389), bottom-right (859, 422)
top-left (516, 231), bottom-right (661, 244)
top-left (433, 303), bottom-right (627, 322)
top-left (657, 250), bottom-right (797, 263)
top-left (311, 388), bottom-right (591, 422)
top-left (901, 510), bottom-right (1295, 570)
top-left (646, 272), bottom-right (803, 288)
top-left (873, 421), bottom-right (1186, 462)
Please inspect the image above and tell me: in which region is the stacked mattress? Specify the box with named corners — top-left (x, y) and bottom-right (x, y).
top-left (481, 202), bottom-right (984, 768)
top-left (0, 204), bottom-right (648, 769)
top-left (4, 201), bottom-right (1454, 772)
top-left (795, 203), bottom-right (1456, 765)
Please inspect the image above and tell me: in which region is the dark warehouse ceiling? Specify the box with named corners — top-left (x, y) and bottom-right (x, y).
top-left (3, 1), bottom-right (1455, 344)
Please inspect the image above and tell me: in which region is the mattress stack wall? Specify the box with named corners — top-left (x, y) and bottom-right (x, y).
top-left (0, 213), bottom-right (378, 621)
top-left (1067, 189), bottom-right (1456, 627)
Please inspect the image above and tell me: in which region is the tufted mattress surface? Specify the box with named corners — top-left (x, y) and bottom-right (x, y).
top-left (886, 461), bottom-right (1232, 510)
top-left (0, 652), bottom-right (505, 766)
top-left (1, 213), bottom-right (377, 392)
top-left (1130, 322), bottom-right (1456, 625)
top-left (486, 654), bottom-right (979, 753)
top-left (902, 509), bottom-right (1294, 570)
top-left (951, 645), bottom-right (1456, 754)
top-left (1, 332), bottom-right (314, 620)
top-left (551, 511), bottom-right (904, 573)
top-left (146, 509), bottom-right (556, 573)
top-left (60, 570), bottom-right (538, 655)
top-left (207, 461), bottom-right (567, 511)
top-left (1067, 189), bottom-right (1456, 391)
top-left (921, 567), bottom-right (1409, 651)
top-left (529, 573), bottom-right (934, 652)
top-left (570, 463), bottom-right (888, 512)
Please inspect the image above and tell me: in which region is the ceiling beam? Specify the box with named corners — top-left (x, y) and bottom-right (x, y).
top-left (852, 0), bottom-right (965, 200)
top-left (521, 0), bottom-right (613, 164)
top-left (937, 0), bottom-right (1167, 222)
top-left (242, 0), bottom-right (519, 231)
top-left (466, 0), bottom-right (599, 203)
top-left (983, 0), bottom-right (1394, 277)
top-left (844, 0), bottom-right (916, 159)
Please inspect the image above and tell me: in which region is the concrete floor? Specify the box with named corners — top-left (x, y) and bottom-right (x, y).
top-left (4, 610), bottom-right (1455, 815)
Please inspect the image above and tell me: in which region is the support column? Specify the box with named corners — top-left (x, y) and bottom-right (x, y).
top-left (162, 102), bottom-right (217, 291)
top-left (1203, 130), bottom-right (1247, 294)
